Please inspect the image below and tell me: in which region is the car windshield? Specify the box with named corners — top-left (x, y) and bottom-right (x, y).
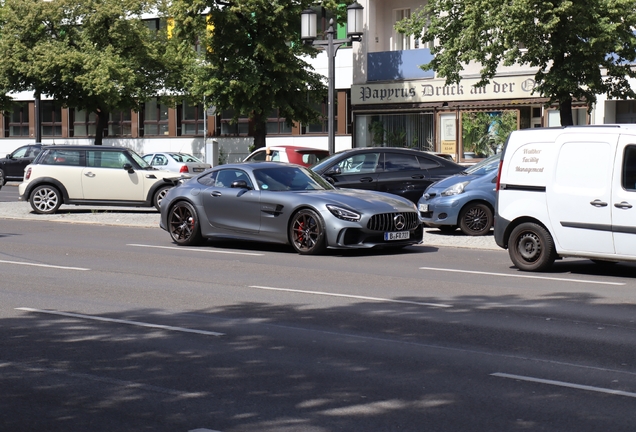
top-left (463, 153), bottom-right (501, 176)
top-left (128, 149), bottom-right (152, 169)
top-left (170, 153), bottom-right (203, 163)
top-left (254, 166), bottom-right (335, 191)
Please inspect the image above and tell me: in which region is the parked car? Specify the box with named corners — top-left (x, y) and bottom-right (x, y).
top-left (142, 152), bottom-right (211, 177)
top-left (244, 145), bottom-right (330, 167)
top-left (311, 147), bottom-right (465, 203)
top-left (160, 162), bottom-right (422, 254)
top-left (19, 145), bottom-right (180, 214)
top-left (418, 153), bottom-right (501, 236)
top-left (0, 143), bottom-right (42, 185)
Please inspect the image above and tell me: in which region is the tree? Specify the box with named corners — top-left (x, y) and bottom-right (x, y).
top-left (169, 0), bottom-right (346, 149)
top-left (0, 0), bottom-right (177, 145)
top-left (396, 0), bottom-right (636, 126)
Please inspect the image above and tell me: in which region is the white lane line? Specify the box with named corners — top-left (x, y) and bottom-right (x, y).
top-left (419, 267), bottom-right (625, 286)
top-left (249, 285), bottom-right (452, 308)
top-left (15, 308), bottom-right (224, 337)
top-left (0, 259), bottom-right (89, 271)
top-left (492, 372), bottom-right (636, 398)
top-left (128, 243), bottom-right (264, 256)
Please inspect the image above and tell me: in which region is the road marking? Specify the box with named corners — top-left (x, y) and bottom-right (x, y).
top-left (249, 285), bottom-right (452, 308)
top-left (0, 259), bottom-right (89, 271)
top-left (15, 308), bottom-right (224, 337)
top-left (492, 372), bottom-right (636, 398)
top-left (128, 243), bottom-right (264, 256)
top-left (419, 267), bottom-right (625, 286)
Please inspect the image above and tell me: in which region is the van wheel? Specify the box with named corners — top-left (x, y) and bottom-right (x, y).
top-left (459, 203), bottom-right (493, 236)
top-left (508, 222), bottom-right (556, 272)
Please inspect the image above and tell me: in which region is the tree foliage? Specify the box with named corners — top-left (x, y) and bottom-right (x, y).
top-left (0, 0), bottom-right (177, 144)
top-left (396, 0), bottom-right (636, 125)
top-left (169, 0), bottom-right (349, 148)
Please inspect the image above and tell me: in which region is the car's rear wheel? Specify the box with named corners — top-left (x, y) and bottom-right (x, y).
top-left (508, 222), bottom-right (556, 272)
top-left (168, 201), bottom-right (202, 246)
top-left (153, 185), bottom-right (172, 210)
top-left (29, 185), bottom-right (62, 214)
top-left (0, 168), bottom-right (6, 186)
top-left (289, 209), bottom-right (326, 255)
top-left (459, 203), bottom-right (493, 236)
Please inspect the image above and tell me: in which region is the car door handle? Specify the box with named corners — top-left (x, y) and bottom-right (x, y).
top-left (84, 171), bottom-right (95, 178)
top-left (211, 191), bottom-right (222, 197)
top-left (614, 201), bottom-right (633, 209)
top-left (411, 175), bottom-right (424, 179)
top-left (359, 177), bottom-right (374, 183)
top-left (590, 199), bottom-right (607, 207)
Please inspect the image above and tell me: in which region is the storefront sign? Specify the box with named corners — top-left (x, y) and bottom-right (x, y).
top-left (441, 140), bottom-right (457, 155)
top-left (352, 76), bottom-right (538, 105)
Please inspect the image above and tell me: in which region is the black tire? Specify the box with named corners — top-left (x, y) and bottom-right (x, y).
top-left (168, 201), bottom-right (203, 246)
top-left (289, 208), bottom-right (326, 255)
top-left (29, 185), bottom-right (62, 214)
top-left (508, 222), bottom-right (556, 272)
top-left (153, 184), bottom-right (172, 210)
top-left (459, 202), bottom-right (493, 236)
top-left (438, 225), bottom-right (458, 234)
top-left (0, 168), bottom-right (5, 186)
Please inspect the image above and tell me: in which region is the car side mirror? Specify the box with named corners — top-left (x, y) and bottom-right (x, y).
top-left (231, 180), bottom-right (251, 190)
top-left (123, 163), bottom-right (135, 174)
top-left (325, 166), bottom-right (341, 176)
top-left (6, 154), bottom-right (12, 159)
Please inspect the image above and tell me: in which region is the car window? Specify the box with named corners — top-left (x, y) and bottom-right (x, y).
top-left (337, 152), bottom-right (381, 174)
top-left (11, 146), bottom-right (29, 158)
top-left (384, 153), bottom-right (420, 171)
top-left (622, 145), bottom-right (636, 191)
top-left (253, 166), bottom-right (330, 191)
top-left (27, 146), bottom-right (41, 158)
top-left (142, 154), bottom-right (153, 162)
top-left (152, 155), bottom-right (168, 166)
top-left (173, 154), bottom-right (202, 163)
top-left (198, 171), bottom-right (218, 186)
top-left (299, 151), bottom-right (329, 165)
top-left (40, 150), bottom-right (83, 166)
top-left (269, 151), bottom-right (281, 162)
top-left (87, 150), bottom-right (132, 169)
top-left (247, 150), bottom-right (267, 162)
top-left (215, 169), bottom-right (253, 188)
top-left (417, 156), bottom-right (442, 169)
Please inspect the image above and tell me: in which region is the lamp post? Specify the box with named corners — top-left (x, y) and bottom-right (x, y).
top-left (301, 2), bottom-right (363, 155)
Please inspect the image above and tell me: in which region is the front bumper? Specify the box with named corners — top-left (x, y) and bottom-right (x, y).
top-left (418, 196), bottom-right (463, 226)
top-left (332, 224), bottom-right (424, 249)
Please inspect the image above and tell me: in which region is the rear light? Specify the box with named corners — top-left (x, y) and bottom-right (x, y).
top-left (495, 159), bottom-right (504, 191)
top-left (179, 165), bottom-right (189, 173)
top-left (25, 167), bottom-right (31, 180)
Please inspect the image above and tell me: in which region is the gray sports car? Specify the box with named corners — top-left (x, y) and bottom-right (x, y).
top-left (159, 162), bottom-right (423, 254)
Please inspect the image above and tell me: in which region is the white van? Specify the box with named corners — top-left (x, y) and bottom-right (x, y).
top-left (495, 125), bottom-right (636, 271)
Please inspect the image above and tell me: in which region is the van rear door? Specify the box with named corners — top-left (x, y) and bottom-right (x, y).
top-left (612, 138), bottom-right (636, 256)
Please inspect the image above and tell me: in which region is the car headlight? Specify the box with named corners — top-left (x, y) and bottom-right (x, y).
top-left (441, 181), bottom-right (469, 196)
top-left (326, 204), bottom-right (361, 222)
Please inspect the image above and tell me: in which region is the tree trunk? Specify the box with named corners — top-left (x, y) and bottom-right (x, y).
top-left (559, 98), bottom-right (574, 126)
top-left (94, 109), bottom-right (109, 145)
top-left (252, 111), bottom-right (267, 150)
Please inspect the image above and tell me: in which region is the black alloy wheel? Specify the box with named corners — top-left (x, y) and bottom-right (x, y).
top-left (168, 201), bottom-right (203, 246)
top-left (508, 222), bottom-right (556, 272)
top-left (289, 209), bottom-right (326, 255)
top-left (459, 203), bottom-right (493, 236)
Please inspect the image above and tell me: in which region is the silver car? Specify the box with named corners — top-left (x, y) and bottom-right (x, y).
top-left (142, 152), bottom-right (211, 177)
top-left (160, 162), bottom-right (423, 254)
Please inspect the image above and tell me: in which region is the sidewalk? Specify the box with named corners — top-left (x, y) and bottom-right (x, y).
top-left (0, 200), bottom-right (500, 251)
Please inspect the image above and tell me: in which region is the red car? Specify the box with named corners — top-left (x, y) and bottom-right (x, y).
top-left (244, 146), bottom-right (330, 167)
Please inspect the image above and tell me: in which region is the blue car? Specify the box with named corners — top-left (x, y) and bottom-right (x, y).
top-left (417, 153), bottom-right (501, 236)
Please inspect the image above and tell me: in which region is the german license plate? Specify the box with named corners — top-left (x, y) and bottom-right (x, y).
top-left (384, 231), bottom-right (410, 241)
top-left (418, 203), bottom-right (429, 212)
top-left (193, 167), bottom-right (205, 172)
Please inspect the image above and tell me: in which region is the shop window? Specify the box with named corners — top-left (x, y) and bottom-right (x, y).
top-left (7, 102), bottom-right (29, 137)
top-left (142, 98), bottom-right (169, 136)
top-left (462, 111), bottom-right (518, 159)
top-left (266, 109), bottom-right (292, 135)
top-left (355, 113), bottom-right (434, 149)
top-left (41, 101), bottom-right (62, 137)
top-left (180, 101), bottom-right (205, 136)
top-left (220, 109), bottom-right (249, 136)
top-left (547, 108), bottom-right (587, 127)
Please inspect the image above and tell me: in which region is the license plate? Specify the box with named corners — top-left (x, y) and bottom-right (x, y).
top-left (384, 231), bottom-right (410, 241)
top-left (418, 203), bottom-right (429, 212)
top-left (193, 167), bottom-right (205, 172)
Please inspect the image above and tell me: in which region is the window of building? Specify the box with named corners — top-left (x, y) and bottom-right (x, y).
top-left (72, 109), bottom-right (97, 137)
top-left (394, 9), bottom-right (411, 50)
top-left (7, 102), bottom-right (30, 137)
top-left (180, 101), bottom-right (205, 136)
top-left (304, 98), bottom-right (332, 134)
top-left (109, 110), bottom-right (132, 136)
top-left (356, 113), bottom-right (434, 149)
top-left (142, 98), bottom-right (169, 136)
top-left (41, 101), bottom-right (62, 137)
top-left (266, 109), bottom-right (292, 135)
top-left (547, 108), bottom-right (587, 127)
top-left (220, 109), bottom-right (249, 136)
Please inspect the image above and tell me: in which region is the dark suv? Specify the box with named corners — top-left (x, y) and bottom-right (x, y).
top-left (0, 144), bottom-right (42, 185)
top-left (311, 147), bottom-right (465, 203)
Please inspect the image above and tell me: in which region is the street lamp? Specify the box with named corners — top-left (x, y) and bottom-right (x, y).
top-left (301, 2), bottom-right (364, 155)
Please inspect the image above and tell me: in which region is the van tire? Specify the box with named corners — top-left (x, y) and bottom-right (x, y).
top-left (508, 222), bottom-right (556, 272)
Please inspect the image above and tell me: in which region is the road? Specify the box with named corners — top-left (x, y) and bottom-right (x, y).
top-left (1, 216), bottom-right (636, 431)
top-left (0, 182), bottom-right (19, 202)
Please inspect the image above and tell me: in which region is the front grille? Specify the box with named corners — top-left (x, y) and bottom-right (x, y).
top-left (367, 212), bottom-right (419, 231)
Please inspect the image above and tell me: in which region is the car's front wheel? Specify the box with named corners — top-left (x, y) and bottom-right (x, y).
top-left (289, 209), bottom-right (326, 255)
top-left (508, 222), bottom-right (556, 272)
top-left (0, 168), bottom-right (6, 186)
top-left (153, 184), bottom-right (172, 210)
top-left (459, 203), bottom-right (493, 236)
top-left (168, 201), bottom-right (203, 246)
top-left (29, 185), bottom-right (62, 214)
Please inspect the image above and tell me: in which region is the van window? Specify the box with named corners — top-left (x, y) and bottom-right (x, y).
top-left (622, 145), bottom-right (636, 191)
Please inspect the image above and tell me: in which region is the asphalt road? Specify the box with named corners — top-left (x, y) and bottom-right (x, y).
top-left (0, 182), bottom-right (19, 202)
top-left (1, 216), bottom-right (636, 431)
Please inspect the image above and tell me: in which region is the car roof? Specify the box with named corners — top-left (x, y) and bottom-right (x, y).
top-left (40, 145), bottom-right (132, 151)
top-left (260, 146), bottom-right (328, 152)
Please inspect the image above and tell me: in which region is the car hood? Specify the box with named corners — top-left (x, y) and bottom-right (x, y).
top-left (426, 173), bottom-right (482, 192)
top-left (303, 188), bottom-right (416, 212)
